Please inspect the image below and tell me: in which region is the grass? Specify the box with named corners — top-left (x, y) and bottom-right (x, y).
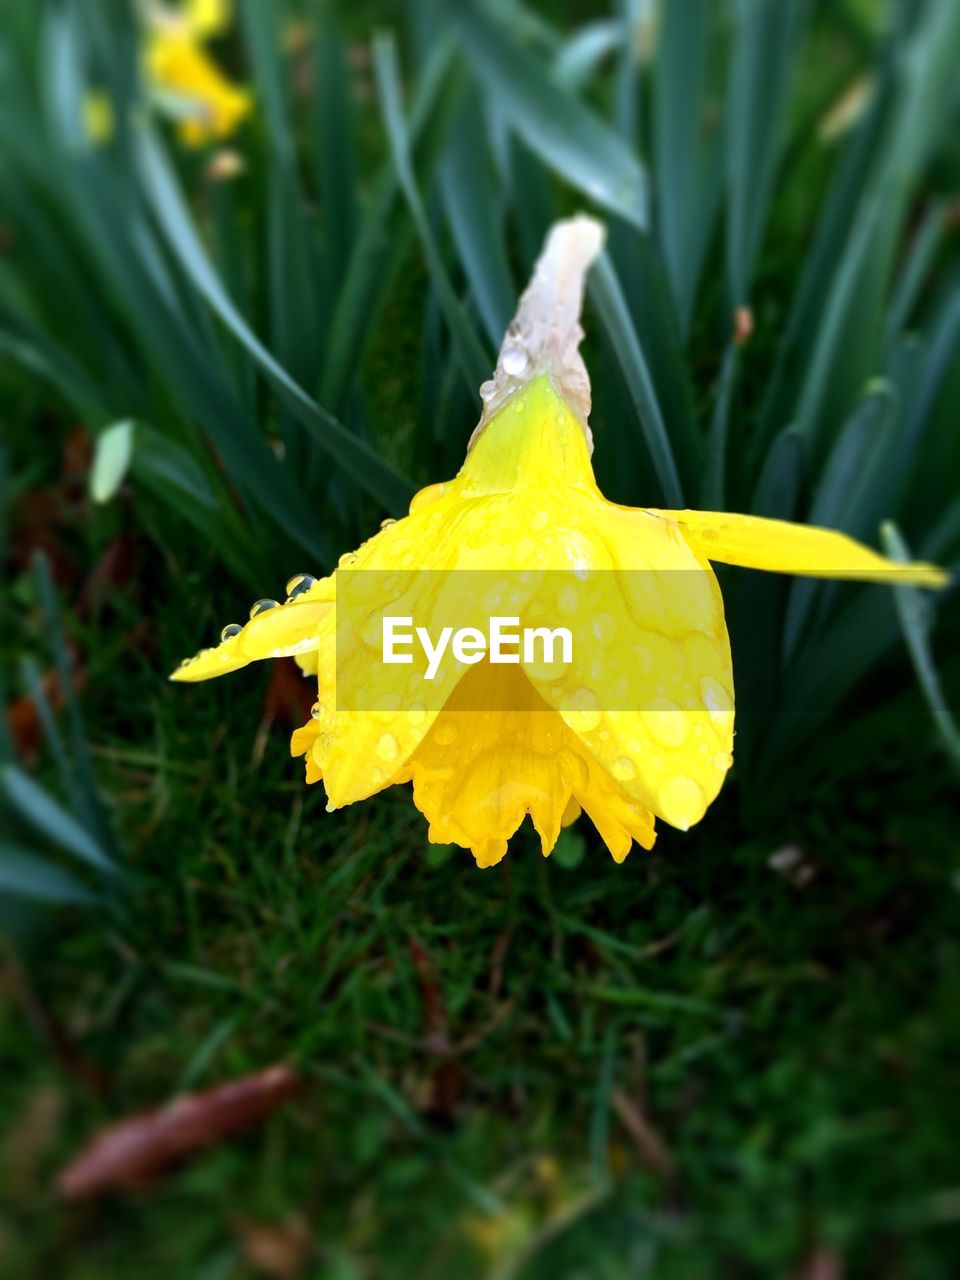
top-left (1, 577), bottom-right (959, 1277)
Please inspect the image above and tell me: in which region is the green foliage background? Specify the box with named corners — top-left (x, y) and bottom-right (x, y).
top-left (0, 0), bottom-right (958, 1277)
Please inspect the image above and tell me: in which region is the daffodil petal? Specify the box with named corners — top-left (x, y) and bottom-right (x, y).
top-left (397, 662), bottom-right (655, 867)
top-left (171, 579), bottom-right (333, 682)
top-left (650, 509), bottom-right (948, 587)
top-left (184, 0), bottom-right (232, 38)
top-left (145, 28), bottom-right (251, 147)
top-left (516, 503), bottom-right (733, 831)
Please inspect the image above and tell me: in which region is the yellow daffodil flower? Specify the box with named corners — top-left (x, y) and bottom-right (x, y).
top-left (82, 90), bottom-right (116, 146)
top-left (144, 0), bottom-right (251, 147)
top-left (172, 216), bottom-right (946, 868)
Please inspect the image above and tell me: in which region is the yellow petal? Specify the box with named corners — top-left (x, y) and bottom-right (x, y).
top-left (145, 30), bottom-right (251, 147)
top-left (183, 0), bottom-right (232, 38)
top-left (398, 661), bottom-right (655, 868)
top-left (650, 509), bottom-right (948, 587)
top-left (82, 90), bottom-right (115, 146)
top-left (171, 578), bottom-right (333, 682)
top-left (518, 503), bottom-right (734, 831)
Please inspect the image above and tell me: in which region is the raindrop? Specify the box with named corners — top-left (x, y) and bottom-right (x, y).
top-left (286, 573), bottom-right (317, 599)
top-left (644, 698), bottom-right (687, 748)
top-left (557, 585), bottom-right (579, 616)
top-left (311, 702), bottom-right (321, 720)
top-left (249, 598), bottom-right (278, 618)
top-left (658, 775), bottom-right (706, 830)
top-left (501, 342), bottom-right (528, 376)
top-left (591, 613), bottom-right (616, 646)
top-left (567, 688), bottom-right (601, 733)
top-left (377, 733), bottom-right (399, 762)
top-left (479, 379), bottom-right (496, 402)
top-left (699, 676), bottom-right (733, 723)
top-left (612, 757), bottom-right (636, 782)
top-left (220, 622), bottom-right (243, 642)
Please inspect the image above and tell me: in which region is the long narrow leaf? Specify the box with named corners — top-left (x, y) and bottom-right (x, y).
top-left (458, 2), bottom-right (649, 230)
top-left (0, 765), bottom-right (117, 876)
top-left (136, 129), bottom-right (414, 513)
top-left (882, 522), bottom-right (960, 769)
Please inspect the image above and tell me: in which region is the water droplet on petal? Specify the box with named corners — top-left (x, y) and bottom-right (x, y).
top-left (338, 551), bottom-right (358, 569)
top-left (380, 517), bottom-right (397, 530)
top-left (434, 722), bottom-right (457, 746)
top-left (659, 775), bottom-right (706, 830)
top-left (501, 342), bottom-right (528, 376)
top-left (713, 751), bottom-right (733, 771)
top-left (377, 733), bottom-right (399, 762)
top-left (557, 585), bottom-right (579, 615)
top-left (567, 688), bottom-right (601, 733)
top-left (479, 379), bottom-right (496, 403)
top-left (286, 573), bottom-right (317, 599)
top-left (644, 697), bottom-right (687, 748)
top-left (591, 613), bottom-right (616, 646)
top-left (699, 676), bottom-right (734, 724)
top-left (220, 623), bottom-right (243, 642)
top-left (250, 598), bottom-right (278, 618)
top-left (311, 702), bottom-right (321, 720)
top-left (612, 757), bottom-right (636, 782)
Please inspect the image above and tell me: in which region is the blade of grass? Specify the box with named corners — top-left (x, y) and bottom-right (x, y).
top-left (32, 552), bottom-right (115, 855)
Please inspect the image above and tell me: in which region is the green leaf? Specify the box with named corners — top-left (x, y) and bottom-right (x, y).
top-left (882, 522), bottom-right (960, 769)
top-left (136, 128), bottom-right (414, 514)
top-left (0, 764), bottom-right (117, 876)
top-left (32, 552), bottom-right (116, 856)
top-left (373, 34), bottom-right (491, 398)
top-left (90, 419), bottom-right (134, 504)
top-left (588, 253), bottom-right (685, 507)
top-left (726, 0), bottom-right (810, 308)
top-left (782, 384), bottom-right (897, 659)
top-left (0, 844), bottom-right (99, 907)
top-left (652, 0), bottom-right (715, 329)
top-left (320, 37), bottom-right (460, 415)
top-left (458, 2), bottom-right (649, 229)
top-left (439, 97), bottom-right (515, 349)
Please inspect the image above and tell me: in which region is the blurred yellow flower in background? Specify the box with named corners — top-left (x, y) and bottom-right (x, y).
top-left (144, 0), bottom-right (251, 147)
top-left (172, 217), bottom-right (946, 869)
top-left (82, 90), bottom-right (116, 145)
